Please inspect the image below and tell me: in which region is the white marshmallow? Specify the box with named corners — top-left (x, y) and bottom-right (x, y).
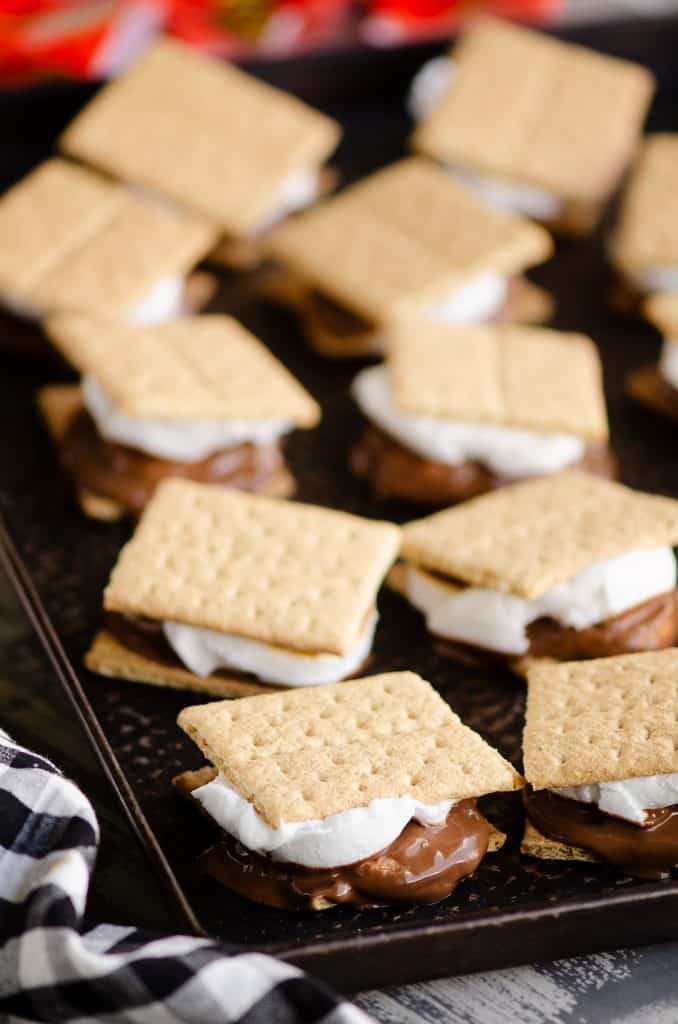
top-left (659, 339), bottom-right (678, 391)
top-left (405, 547), bottom-right (677, 655)
top-left (552, 773), bottom-right (678, 825)
top-left (423, 273), bottom-right (509, 324)
top-left (82, 375), bottom-right (291, 463)
top-left (351, 365), bottom-right (584, 478)
top-left (633, 266), bottom-right (678, 293)
top-left (193, 772), bottom-right (456, 868)
top-left (1, 274), bottom-right (184, 326)
top-left (163, 612), bottom-right (377, 687)
top-left (409, 56), bottom-right (564, 220)
top-left (256, 169), bottom-right (320, 233)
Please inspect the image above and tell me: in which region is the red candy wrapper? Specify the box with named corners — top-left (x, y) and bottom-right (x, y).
top-left (0, 0), bottom-right (561, 82)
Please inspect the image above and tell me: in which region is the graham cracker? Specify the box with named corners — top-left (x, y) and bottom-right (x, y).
top-left (645, 291), bottom-right (678, 338)
top-left (44, 313), bottom-right (320, 425)
top-left (401, 470), bottom-right (678, 599)
top-left (412, 18), bottom-right (654, 210)
top-left (0, 159), bottom-right (125, 304)
top-left (177, 671), bottom-right (522, 825)
top-left (61, 37), bottom-right (340, 239)
top-left (104, 479), bottom-right (400, 654)
top-left (267, 157), bottom-right (552, 325)
top-left (389, 323), bottom-right (608, 440)
top-left (30, 196), bottom-right (216, 317)
top-left (612, 135), bottom-right (678, 278)
top-left (523, 650), bottom-right (678, 790)
top-left (86, 629), bottom-right (273, 697)
top-left (521, 820), bottom-right (595, 864)
top-left (626, 365), bottom-right (678, 422)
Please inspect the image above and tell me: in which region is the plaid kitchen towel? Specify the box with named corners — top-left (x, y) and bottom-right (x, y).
top-left (0, 729), bottom-right (372, 1024)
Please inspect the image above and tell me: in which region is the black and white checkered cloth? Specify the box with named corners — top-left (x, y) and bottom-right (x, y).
top-left (0, 729), bottom-right (372, 1023)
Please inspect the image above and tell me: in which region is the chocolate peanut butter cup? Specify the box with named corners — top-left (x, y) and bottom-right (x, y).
top-left (522, 651), bottom-right (678, 879)
top-left (266, 157), bottom-right (553, 359)
top-left (396, 471), bottom-right (678, 674)
top-left (174, 671), bottom-right (522, 909)
top-left (39, 313), bottom-right (320, 520)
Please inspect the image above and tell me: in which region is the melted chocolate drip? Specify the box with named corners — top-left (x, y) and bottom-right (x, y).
top-left (200, 800), bottom-right (491, 909)
top-left (60, 409), bottom-right (285, 515)
top-left (525, 788), bottom-right (678, 880)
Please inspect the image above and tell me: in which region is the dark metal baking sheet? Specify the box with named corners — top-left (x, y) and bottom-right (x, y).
top-left (3, 15), bottom-right (678, 993)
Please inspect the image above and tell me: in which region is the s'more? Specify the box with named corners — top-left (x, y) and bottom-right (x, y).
top-left (611, 135), bottom-right (678, 307)
top-left (173, 671), bottom-right (522, 909)
top-left (395, 471), bottom-right (678, 674)
top-left (350, 322), bottom-right (614, 505)
top-left (522, 650), bottom-right (678, 880)
top-left (0, 159), bottom-right (216, 328)
top-left (60, 37), bottom-right (340, 272)
top-left (86, 479), bottom-right (400, 695)
top-left (409, 18), bottom-right (654, 235)
top-left (627, 292), bottom-right (678, 420)
top-left (265, 157), bottom-right (553, 359)
top-left (38, 314), bottom-right (320, 520)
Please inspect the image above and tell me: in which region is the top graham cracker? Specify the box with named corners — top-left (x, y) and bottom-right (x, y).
top-left (0, 158), bottom-right (215, 316)
top-left (612, 135), bottom-right (678, 276)
top-left (524, 650), bottom-right (678, 790)
top-left (412, 18), bottom-right (654, 206)
top-left (60, 37), bottom-right (340, 239)
top-left (104, 479), bottom-right (400, 655)
top-left (178, 671), bottom-right (522, 825)
top-left (45, 313), bottom-right (320, 425)
top-left (267, 157), bottom-right (552, 324)
top-left (645, 291), bottom-right (678, 338)
top-left (401, 471), bottom-right (678, 599)
top-left (389, 323), bottom-right (608, 440)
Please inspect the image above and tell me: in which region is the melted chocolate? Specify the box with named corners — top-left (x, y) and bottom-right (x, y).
top-left (200, 799), bottom-right (491, 909)
top-left (525, 789), bottom-right (678, 880)
top-left (351, 425), bottom-right (617, 505)
top-left (435, 591), bottom-right (678, 668)
top-left (61, 409), bottom-right (285, 515)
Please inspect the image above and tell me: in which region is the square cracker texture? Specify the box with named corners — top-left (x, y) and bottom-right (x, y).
top-left (177, 671), bottom-right (522, 825)
top-left (0, 158), bottom-right (215, 315)
top-left (401, 470), bottom-right (678, 599)
top-left (267, 157), bottom-right (552, 324)
top-left (612, 135), bottom-right (678, 277)
top-left (60, 37), bottom-right (340, 239)
top-left (412, 18), bottom-right (654, 206)
top-left (524, 650), bottom-right (678, 790)
top-left (389, 323), bottom-right (608, 440)
top-left (104, 479), bottom-right (400, 655)
top-left (45, 313), bottom-right (320, 425)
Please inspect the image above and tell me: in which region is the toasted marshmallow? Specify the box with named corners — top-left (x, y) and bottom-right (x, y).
top-left (352, 365), bottom-right (584, 478)
top-left (163, 611), bottom-right (377, 686)
top-left (82, 374), bottom-right (292, 463)
top-left (192, 771), bottom-right (456, 868)
top-left (423, 272), bottom-right (508, 324)
top-left (552, 772), bottom-right (678, 825)
top-left (659, 340), bottom-right (678, 391)
top-left (405, 546), bottom-right (677, 655)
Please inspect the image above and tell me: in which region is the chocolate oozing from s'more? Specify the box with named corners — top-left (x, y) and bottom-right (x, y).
top-left (60, 409), bottom-right (287, 516)
top-left (199, 795), bottom-right (492, 909)
top-left (352, 426), bottom-right (616, 506)
top-left (174, 672), bottom-right (521, 909)
top-left (524, 789), bottom-right (678, 880)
